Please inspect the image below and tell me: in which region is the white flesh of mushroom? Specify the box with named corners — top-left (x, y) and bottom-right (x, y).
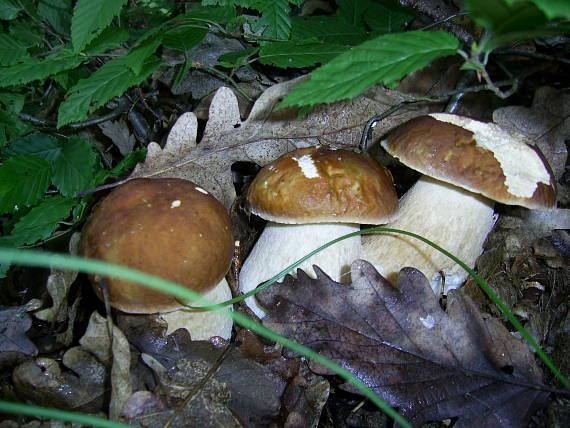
top-left (158, 278), bottom-right (233, 340)
top-left (239, 222), bottom-right (360, 318)
top-left (362, 175), bottom-right (496, 296)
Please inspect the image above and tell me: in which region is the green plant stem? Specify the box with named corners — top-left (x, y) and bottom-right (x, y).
top-left (0, 401), bottom-right (136, 428)
top-left (0, 247), bottom-right (413, 428)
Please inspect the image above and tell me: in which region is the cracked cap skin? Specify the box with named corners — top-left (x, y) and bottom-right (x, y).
top-left (381, 114), bottom-right (557, 210)
top-left (247, 146), bottom-right (399, 224)
top-left (81, 178), bottom-right (234, 313)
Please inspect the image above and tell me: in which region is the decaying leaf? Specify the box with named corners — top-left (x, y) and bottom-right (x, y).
top-left (12, 348), bottom-right (106, 413)
top-left (492, 86), bottom-right (569, 180)
top-left (118, 316), bottom-right (286, 426)
top-left (131, 78), bottom-right (429, 208)
top-left (0, 304), bottom-right (38, 363)
top-left (98, 118), bottom-right (136, 156)
top-left (258, 260), bottom-right (550, 428)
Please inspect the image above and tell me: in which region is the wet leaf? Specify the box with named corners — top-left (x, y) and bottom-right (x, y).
top-left (118, 317), bottom-right (285, 426)
top-left (258, 260), bottom-right (550, 428)
top-left (130, 78), bottom-right (430, 208)
top-left (0, 305), bottom-right (37, 357)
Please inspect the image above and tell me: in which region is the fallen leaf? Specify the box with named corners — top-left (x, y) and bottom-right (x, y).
top-left (492, 86), bottom-right (569, 180)
top-left (118, 316), bottom-right (286, 426)
top-left (98, 118), bottom-right (136, 156)
top-left (0, 305), bottom-right (37, 358)
top-left (131, 79), bottom-right (429, 208)
top-left (257, 260), bottom-right (550, 428)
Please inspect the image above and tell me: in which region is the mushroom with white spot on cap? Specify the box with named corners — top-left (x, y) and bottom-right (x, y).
top-left (81, 177), bottom-right (235, 340)
top-left (362, 113), bottom-right (557, 296)
top-left (240, 146), bottom-right (399, 318)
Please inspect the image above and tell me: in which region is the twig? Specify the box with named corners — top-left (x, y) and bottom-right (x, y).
top-left (18, 98), bottom-right (132, 130)
top-left (494, 49), bottom-right (570, 65)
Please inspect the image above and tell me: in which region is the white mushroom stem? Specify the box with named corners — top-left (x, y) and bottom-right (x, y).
top-left (157, 278), bottom-right (233, 340)
top-left (362, 176), bottom-right (497, 296)
top-left (239, 222), bottom-right (361, 318)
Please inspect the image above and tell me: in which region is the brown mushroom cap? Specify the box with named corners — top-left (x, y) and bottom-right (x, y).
top-left (246, 146), bottom-right (399, 224)
top-left (82, 178), bottom-right (234, 313)
top-left (381, 114), bottom-right (557, 209)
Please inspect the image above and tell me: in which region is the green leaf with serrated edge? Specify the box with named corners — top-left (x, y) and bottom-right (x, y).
top-left (83, 26), bottom-right (129, 55)
top-left (0, 110), bottom-right (33, 148)
top-left (11, 196), bottom-right (77, 246)
top-left (52, 137), bottom-right (97, 197)
top-left (464, 0), bottom-right (547, 35)
top-left (4, 134), bottom-right (62, 162)
top-left (0, 92), bottom-right (24, 112)
top-left (0, 48), bottom-right (83, 88)
top-left (0, 155), bottom-right (52, 213)
top-left (291, 16), bottom-right (367, 45)
top-left (0, 0), bottom-right (21, 20)
top-left (218, 47), bottom-right (259, 68)
top-left (252, 0), bottom-right (292, 39)
top-left (71, 0), bottom-right (128, 52)
top-left (57, 55), bottom-right (161, 128)
top-left (0, 34), bottom-right (28, 66)
top-left (91, 148), bottom-right (147, 186)
top-left (38, 0), bottom-right (73, 37)
top-left (163, 26), bottom-right (207, 51)
top-left (280, 31), bottom-right (460, 109)
top-left (504, 0), bottom-right (570, 20)
top-left (259, 41), bottom-right (346, 68)
top-left (125, 36), bottom-right (162, 75)
top-left (362, 1), bottom-right (414, 34)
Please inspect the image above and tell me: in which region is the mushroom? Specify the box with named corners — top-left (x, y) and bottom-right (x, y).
top-left (241, 146), bottom-right (399, 317)
top-left (81, 178), bottom-right (234, 340)
top-left (362, 113), bottom-right (557, 295)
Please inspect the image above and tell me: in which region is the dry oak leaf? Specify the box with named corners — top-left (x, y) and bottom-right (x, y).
top-left (257, 260), bottom-right (550, 428)
top-left (130, 77), bottom-right (428, 209)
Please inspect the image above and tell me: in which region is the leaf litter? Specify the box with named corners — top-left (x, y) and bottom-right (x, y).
top-left (257, 261), bottom-right (551, 428)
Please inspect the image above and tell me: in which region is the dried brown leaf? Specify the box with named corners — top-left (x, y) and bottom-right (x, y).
top-left (131, 79), bottom-right (428, 208)
top-left (0, 305), bottom-right (37, 358)
top-left (258, 260), bottom-right (550, 428)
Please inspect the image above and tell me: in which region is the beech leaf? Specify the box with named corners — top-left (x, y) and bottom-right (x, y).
top-left (257, 260), bottom-right (550, 428)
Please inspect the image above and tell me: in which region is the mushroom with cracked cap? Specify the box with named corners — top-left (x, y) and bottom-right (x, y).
top-left (362, 113), bottom-right (557, 296)
top-left (241, 146), bottom-right (399, 317)
top-left (81, 177), bottom-right (235, 340)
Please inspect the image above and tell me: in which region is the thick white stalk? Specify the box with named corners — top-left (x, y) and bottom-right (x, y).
top-left (158, 278), bottom-right (233, 340)
top-left (362, 176), bottom-right (496, 295)
top-left (240, 222), bottom-right (360, 317)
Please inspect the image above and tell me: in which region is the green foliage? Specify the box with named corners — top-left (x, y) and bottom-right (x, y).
top-left (280, 31), bottom-right (460, 108)
top-left (71, 0), bottom-right (128, 52)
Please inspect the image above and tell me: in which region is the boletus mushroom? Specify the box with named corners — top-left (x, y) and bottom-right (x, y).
top-left (241, 146), bottom-right (399, 317)
top-left (81, 177), bottom-right (234, 340)
top-left (362, 113), bottom-right (557, 295)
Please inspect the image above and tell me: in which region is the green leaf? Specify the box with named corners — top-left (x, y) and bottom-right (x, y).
top-left (259, 41), bottom-right (346, 68)
top-left (52, 137), bottom-right (97, 197)
top-left (84, 27), bottom-right (130, 55)
top-left (362, 0), bottom-right (415, 34)
top-left (0, 33), bottom-right (28, 66)
top-left (4, 134), bottom-right (63, 162)
top-left (0, 91), bottom-right (25, 112)
top-left (291, 16), bottom-right (368, 45)
top-left (280, 31), bottom-right (460, 108)
top-left (218, 47), bottom-right (259, 68)
top-left (125, 36), bottom-right (162, 75)
top-left (0, 110), bottom-right (34, 148)
top-left (0, 155), bottom-right (52, 213)
top-left (505, 0), bottom-right (570, 20)
top-left (464, 0), bottom-right (547, 35)
top-left (38, 0), bottom-right (73, 37)
top-left (92, 147), bottom-right (147, 186)
top-left (57, 55), bottom-right (161, 127)
top-left (0, 48), bottom-right (84, 88)
top-left (71, 0), bottom-right (128, 52)
top-left (252, 0), bottom-right (292, 40)
top-left (10, 196), bottom-right (77, 246)
top-left (163, 26), bottom-right (207, 51)
top-left (0, 0), bottom-right (21, 20)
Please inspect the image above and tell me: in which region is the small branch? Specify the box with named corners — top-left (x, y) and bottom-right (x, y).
top-left (18, 98), bottom-right (132, 130)
top-left (399, 0), bottom-right (475, 44)
top-left (494, 49), bottom-right (570, 65)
